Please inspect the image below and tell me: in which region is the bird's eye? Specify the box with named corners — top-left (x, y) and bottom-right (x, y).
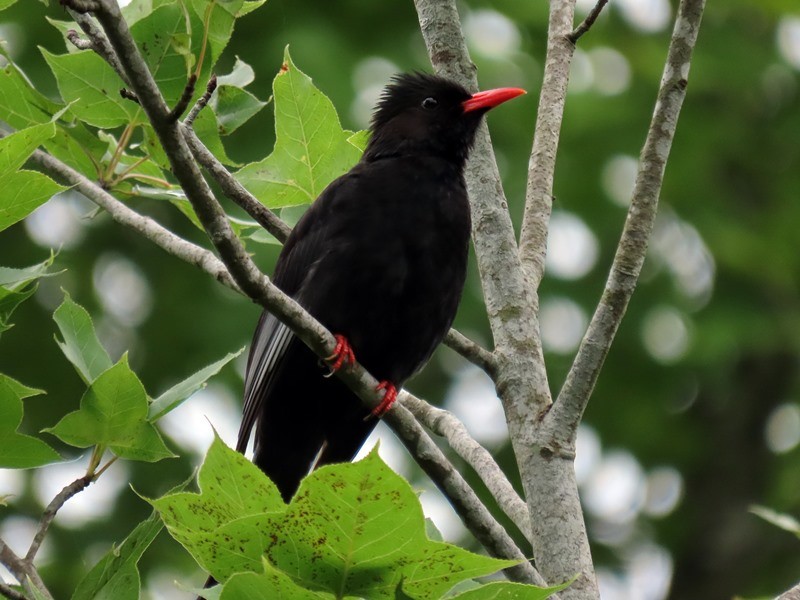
top-left (421, 97), bottom-right (439, 110)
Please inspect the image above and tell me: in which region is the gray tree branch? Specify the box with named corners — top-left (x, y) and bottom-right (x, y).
top-left (0, 582), bottom-right (25, 600)
top-left (0, 540), bottom-right (52, 600)
top-left (413, 0), bottom-right (598, 596)
top-left (401, 394), bottom-right (532, 543)
top-left (518, 0), bottom-right (576, 293)
top-left (547, 0), bottom-right (707, 446)
top-left (26, 475), bottom-right (93, 562)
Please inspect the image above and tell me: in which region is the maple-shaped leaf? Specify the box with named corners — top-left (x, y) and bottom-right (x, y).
top-left (235, 47), bottom-right (364, 208)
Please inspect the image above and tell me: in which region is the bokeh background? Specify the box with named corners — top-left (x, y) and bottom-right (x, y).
top-left (1, 0), bottom-right (799, 598)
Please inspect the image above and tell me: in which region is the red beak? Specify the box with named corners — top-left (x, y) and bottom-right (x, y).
top-left (462, 87), bottom-right (526, 113)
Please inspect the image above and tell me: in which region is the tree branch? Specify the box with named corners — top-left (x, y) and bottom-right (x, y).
top-left (412, 0), bottom-right (551, 456)
top-left (26, 475), bottom-right (93, 562)
top-left (518, 0), bottom-right (576, 293)
top-left (180, 124), bottom-right (292, 243)
top-left (414, 0), bottom-right (599, 596)
top-left (0, 540), bottom-right (51, 600)
top-left (546, 0), bottom-right (707, 446)
top-left (67, 9), bottom-right (129, 86)
top-left (387, 399), bottom-right (545, 585)
top-left (401, 393), bottom-right (532, 544)
top-left (0, 582), bottom-right (25, 600)
top-left (567, 0), bottom-right (610, 44)
top-left (184, 75), bottom-right (217, 127)
top-left (24, 144), bottom-right (241, 292)
top-left (442, 329), bottom-right (497, 376)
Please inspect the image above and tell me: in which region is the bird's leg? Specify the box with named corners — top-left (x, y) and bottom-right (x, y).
top-left (322, 334), bottom-right (356, 377)
top-left (369, 381), bottom-right (398, 418)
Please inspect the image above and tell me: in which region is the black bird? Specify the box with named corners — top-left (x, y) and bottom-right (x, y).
top-left (237, 73), bottom-right (525, 502)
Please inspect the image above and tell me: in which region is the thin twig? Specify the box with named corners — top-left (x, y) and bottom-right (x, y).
top-left (568, 0), bottom-right (610, 43)
top-left (119, 88), bottom-right (139, 103)
top-left (0, 582), bottom-right (25, 600)
top-left (26, 475), bottom-right (93, 562)
top-left (0, 541), bottom-right (51, 600)
top-left (20, 141), bottom-right (241, 292)
top-left (168, 73), bottom-right (198, 122)
top-left (68, 9), bottom-right (129, 85)
top-left (401, 393), bottom-right (532, 543)
top-left (386, 399), bottom-right (545, 585)
top-left (181, 125), bottom-right (292, 242)
top-left (546, 0), bottom-right (707, 447)
top-left (184, 75), bottom-right (217, 127)
top-left (442, 329), bottom-right (497, 376)
top-left (66, 30), bottom-right (92, 50)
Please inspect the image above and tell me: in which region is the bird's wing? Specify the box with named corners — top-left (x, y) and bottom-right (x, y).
top-left (236, 174), bottom-right (354, 454)
top-left (236, 312), bottom-right (294, 453)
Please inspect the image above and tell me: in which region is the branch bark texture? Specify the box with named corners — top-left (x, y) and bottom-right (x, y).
top-left (548, 0), bottom-right (707, 447)
top-left (519, 1), bottom-right (577, 292)
top-left (414, 0), bottom-right (598, 595)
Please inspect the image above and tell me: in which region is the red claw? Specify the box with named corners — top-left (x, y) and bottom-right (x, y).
top-left (324, 334), bottom-right (356, 376)
top-left (371, 381), bottom-right (398, 418)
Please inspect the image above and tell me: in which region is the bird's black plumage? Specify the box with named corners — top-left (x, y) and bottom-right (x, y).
top-left (237, 72), bottom-right (523, 502)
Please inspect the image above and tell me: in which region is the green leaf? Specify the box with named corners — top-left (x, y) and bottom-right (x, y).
top-left (236, 0), bottom-right (266, 18)
top-left (189, 0), bottom-right (245, 68)
top-left (0, 172), bottom-right (65, 233)
top-left (148, 347), bottom-right (244, 421)
top-left (0, 116), bottom-right (56, 177)
top-left (0, 121), bottom-right (64, 231)
top-left (268, 450), bottom-right (517, 600)
top-left (212, 85), bottom-right (267, 135)
top-left (41, 48), bottom-right (138, 128)
top-left (448, 581), bottom-right (570, 600)
top-left (220, 559), bottom-right (333, 600)
top-left (0, 62), bottom-right (104, 178)
top-left (0, 256), bottom-right (58, 337)
top-left (72, 473), bottom-right (193, 600)
top-left (192, 108), bottom-right (239, 166)
top-left (53, 294), bottom-right (113, 385)
top-left (347, 129), bottom-right (370, 153)
top-left (0, 374), bottom-right (60, 468)
top-left (0, 255), bottom-right (57, 288)
top-left (404, 542), bottom-right (520, 600)
top-left (71, 510), bottom-right (162, 600)
top-left (0, 62), bottom-right (60, 129)
top-left (131, 3), bottom-right (194, 106)
top-left (45, 357), bottom-right (174, 462)
top-left (0, 0), bottom-right (20, 11)
top-left (0, 285), bottom-right (37, 337)
top-left (150, 435), bottom-right (285, 580)
top-left (235, 48), bottom-right (362, 208)
top-left (216, 57), bottom-right (256, 88)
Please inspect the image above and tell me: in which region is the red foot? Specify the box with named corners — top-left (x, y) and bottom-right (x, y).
top-left (323, 334), bottom-right (356, 377)
top-left (371, 381), bottom-right (398, 418)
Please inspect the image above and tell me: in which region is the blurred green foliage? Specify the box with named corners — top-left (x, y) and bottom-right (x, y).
top-left (1, 0), bottom-right (799, 598)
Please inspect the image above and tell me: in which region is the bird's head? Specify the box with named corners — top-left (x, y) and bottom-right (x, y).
top-left (363, 72), bottom-right (525, 165)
